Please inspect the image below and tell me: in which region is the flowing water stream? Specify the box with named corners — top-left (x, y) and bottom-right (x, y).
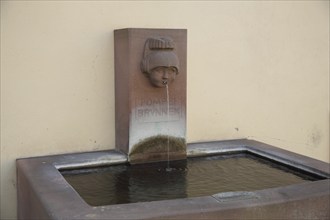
top-left (165, 84), bottom-right (172, 172)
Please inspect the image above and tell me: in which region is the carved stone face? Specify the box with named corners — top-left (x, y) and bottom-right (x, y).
top-left (149, 66), bottom-right (177, 88)
top-left (141, 37), bottom-right (180, 88)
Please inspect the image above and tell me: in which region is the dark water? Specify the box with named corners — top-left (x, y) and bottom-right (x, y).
top-left (61, 153), bottom-right (321, 206)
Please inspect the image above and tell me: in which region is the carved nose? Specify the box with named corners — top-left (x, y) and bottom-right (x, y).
top-left (162, 71), bottom-right (169, 79)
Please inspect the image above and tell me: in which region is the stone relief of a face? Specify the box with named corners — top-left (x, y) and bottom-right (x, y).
top-left (141, 37), bottom-right (179, 88)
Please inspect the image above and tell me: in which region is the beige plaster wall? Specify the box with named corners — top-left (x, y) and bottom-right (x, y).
top-left (1, 1), bottom-right (329, 219)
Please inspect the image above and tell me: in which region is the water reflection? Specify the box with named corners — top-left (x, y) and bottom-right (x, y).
top-left (62, 153), bottom-right (320, 206)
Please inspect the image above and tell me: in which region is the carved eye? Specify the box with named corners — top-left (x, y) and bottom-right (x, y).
top-left (152, 67), bottom-right (163, 73)
top-left (169, 67), bottom-right (178, 74)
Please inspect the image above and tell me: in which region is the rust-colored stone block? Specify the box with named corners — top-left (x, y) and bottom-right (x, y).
top-left (114, 28), bottom-right (187, 164)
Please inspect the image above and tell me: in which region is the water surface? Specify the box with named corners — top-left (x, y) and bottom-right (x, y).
top-left (61, 153), bottom-right (321, 206)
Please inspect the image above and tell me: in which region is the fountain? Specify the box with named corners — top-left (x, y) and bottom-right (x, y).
top-left (114, 28), bottom-right (187, 165)
top-left (17, 29), bottom-right (329, 219)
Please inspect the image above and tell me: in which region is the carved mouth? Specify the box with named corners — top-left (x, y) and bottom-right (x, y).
top-left (162, 81), bottom-right (168, 85)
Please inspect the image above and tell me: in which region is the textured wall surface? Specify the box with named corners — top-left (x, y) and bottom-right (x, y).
top-left (1, 1), bottom-right (329, 219)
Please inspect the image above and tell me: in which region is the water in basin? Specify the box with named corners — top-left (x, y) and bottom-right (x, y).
top-left (61, 152), bottom-right (322, 206)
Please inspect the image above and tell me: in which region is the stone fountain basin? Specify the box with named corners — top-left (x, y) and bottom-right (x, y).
top-left (17, 139), bottom-right (330, 219)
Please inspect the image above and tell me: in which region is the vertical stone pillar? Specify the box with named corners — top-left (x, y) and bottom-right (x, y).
top-left (114, 28), bottom-right (187, 164)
